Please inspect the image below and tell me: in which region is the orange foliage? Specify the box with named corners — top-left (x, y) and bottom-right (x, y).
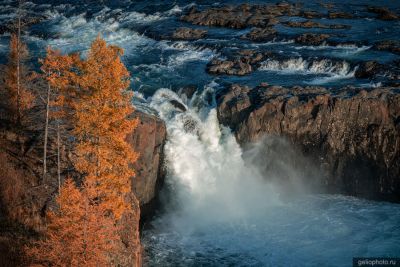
top-left (39, 47), bottom-right (78, 118)
top-left (3, 34), bottom-right (35, 123)
top-left (71, 36), bottom-right (138, 220)
top-left (27, 37), bottom-right (139, 266)
top-left (27, 179), bottom-right (119, 266)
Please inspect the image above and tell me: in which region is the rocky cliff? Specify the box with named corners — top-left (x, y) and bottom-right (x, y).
top-left (0, 109), bottom-right (166, 266)
top-left (217, 84), bottom-right (400, 201)
top-left (128, 110), bottom-right (167, 221)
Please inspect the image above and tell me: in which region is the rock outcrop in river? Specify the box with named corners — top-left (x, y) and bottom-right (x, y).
top-left (217, 84), bottom-right (400, 202)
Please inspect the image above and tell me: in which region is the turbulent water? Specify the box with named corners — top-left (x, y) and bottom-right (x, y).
top-left (1, 0), bottom-right (400, 266)
top-left (143, 85), bottom-right (400, 266)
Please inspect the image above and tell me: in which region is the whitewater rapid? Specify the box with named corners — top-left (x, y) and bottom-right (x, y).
top-left (142, 86), bottom-right (400, 267)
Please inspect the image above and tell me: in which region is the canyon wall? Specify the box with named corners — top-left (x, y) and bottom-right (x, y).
top-left (217, 84), bottom-right (400, 201)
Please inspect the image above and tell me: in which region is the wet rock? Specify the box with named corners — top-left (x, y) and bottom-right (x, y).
top-left (169, 99), bottom-right (187, 112)
top-left (373, 40), bottom-right (400, 55)
top-left (355, 61), bottom-right (383, 79)
top-left (367, 6), bottom-right (399, 20)
top-left (241, 27), bottom-right (277, 42)
top-left (217, 84), bottom-right (400, 202)
top-left (295, 33), bottom-right (330, 46)
top-left (283, 20), bottom-right (350, 29)
top-left (171, 27), bottom-right (207, 40)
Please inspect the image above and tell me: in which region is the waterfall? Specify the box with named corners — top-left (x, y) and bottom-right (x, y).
top-left (142, 84), bottom-right (400, 266)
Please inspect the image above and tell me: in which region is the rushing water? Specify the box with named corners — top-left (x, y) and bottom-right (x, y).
top-left (1, 0), bottom-right (400, 266)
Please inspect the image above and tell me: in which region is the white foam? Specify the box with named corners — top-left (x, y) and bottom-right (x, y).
top-left (43, 10), bottom-right (156, 55)
top-left (259, 57), bottom-right (357, 78)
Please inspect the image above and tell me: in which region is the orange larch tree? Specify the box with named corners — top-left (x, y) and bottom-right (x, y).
top-left (27, 179), bottom-right (119, 266)
top-left (3, 33), bottom-right (35, 124)
top-left (39, 47), bottom-right (74, 185)
top-left (71, 36), bottom-right (138, 220)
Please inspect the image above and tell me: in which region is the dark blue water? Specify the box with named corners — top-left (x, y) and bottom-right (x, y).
top-left (1, 1), bottom-right (399, 266)
top-left (1, 0), bottom-right (399, 96)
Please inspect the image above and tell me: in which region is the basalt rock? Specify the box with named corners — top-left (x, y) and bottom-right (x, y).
top-left (171, 27), bottom-right (207, 40)
top-left (217, 84), bottom-right (400, 202)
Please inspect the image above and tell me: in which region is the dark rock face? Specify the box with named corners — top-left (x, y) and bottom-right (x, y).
top-left (295, 33), bottom-right (330, 46)
top-left (128, 110), bottom-right (167, 220)
top-left (171, 27), bottom-right (207, 40)
top-left (367, 6), bottom-right (399, 20)
top-left (217, 84), bottom-right (400, 202)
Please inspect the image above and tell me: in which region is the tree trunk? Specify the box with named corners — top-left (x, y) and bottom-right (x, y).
top-left (57, 121), bottom-right (61, 193)
top-left (43, 81), bottom-right (50, 183)
top-left (16, 2), bottom-right (21, 124)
